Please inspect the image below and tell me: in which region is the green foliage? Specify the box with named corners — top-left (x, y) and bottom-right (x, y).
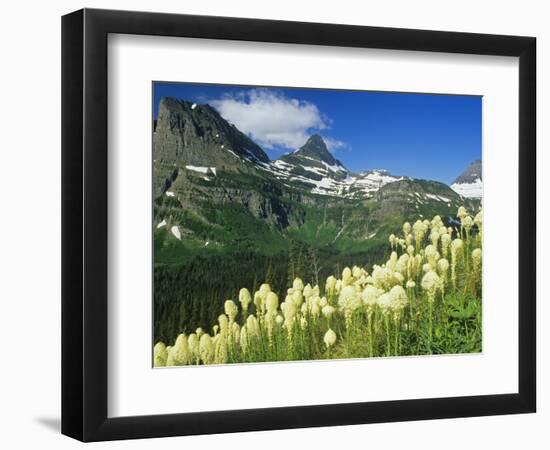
top-left (154, 207), bottom-right (483, 364)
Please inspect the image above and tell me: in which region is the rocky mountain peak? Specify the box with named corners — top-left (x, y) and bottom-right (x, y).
top-left (452, 159), bottom-right (482, 184)
top-left (293, 134), bottom-right (339, 166)
top-left (451, 159), bottom-right (482, 198)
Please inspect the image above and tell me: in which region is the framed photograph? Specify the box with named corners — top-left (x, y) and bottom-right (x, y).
top-left (62, 8), bottom-right (536, 442)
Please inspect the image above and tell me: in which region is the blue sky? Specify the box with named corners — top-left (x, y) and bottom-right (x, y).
top-left (153, 82), bottom-right (481, 184)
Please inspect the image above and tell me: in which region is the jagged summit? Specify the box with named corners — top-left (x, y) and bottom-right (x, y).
top-left (452, 159), bottom-right (482, 185)
top-left (451, 159), bottom-right (482, 198)
top-left (277, 135), bottom-right (347, 180)
top-left (292, 134), bottom-right (339, 167)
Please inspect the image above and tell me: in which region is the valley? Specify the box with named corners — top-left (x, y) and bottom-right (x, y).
top-left (152, 97), bottom-right (482, 343)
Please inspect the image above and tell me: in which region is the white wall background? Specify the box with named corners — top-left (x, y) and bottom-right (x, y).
top-left (0, 0), bottom-right (546, 448)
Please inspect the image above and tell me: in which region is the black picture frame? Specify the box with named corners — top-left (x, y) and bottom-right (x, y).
top-left (62, 8), bottom-right (536, 442)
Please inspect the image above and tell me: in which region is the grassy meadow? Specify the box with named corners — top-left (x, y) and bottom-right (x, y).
top-left (153, 206), bottom-right (482, 366)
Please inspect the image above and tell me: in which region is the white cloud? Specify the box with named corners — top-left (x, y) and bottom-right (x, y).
top-left (322, 136), bottom-right (347, 152)
top-left (210, 89), bottom-right (342, 151)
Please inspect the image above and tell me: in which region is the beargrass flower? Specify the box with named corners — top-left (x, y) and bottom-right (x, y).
top-left (431, 215), bottom-right (443, 229)
top-left (342, 267), bottom-right (353, 285)
top-left (265, 292), bottom-right (279, 314)
top-left (372, 265), bottom-right (393, 290)
top-left (457, 206), bottom-right (468, 219)
top-left (338, 285), bottom-right (361, 327)
top-left (451, 238), bottom-right (463, 254)
top-left (396, 254), bottom-right (409, 274)
top-left (389, 285), bottom-right (408, 311)
top-left (224, 300), bottom-right (239, 322)
top-left (246, 315), bottom-right (259, 338)
top-left (310, 302), bottom-right (321, 318)
top-left (430, 230), bottom-right (440, 247)
top-left (450, 238), bottom-right (463, 290)
top-left (167, 333), bottom-right (190, 366)
top-left (474, 210), bottom-right (483, 227)
top-left (153, 342), bottom-right (168, 367)
top-left (292, 278), bottom-right (304, 292)
top-left (421, 270), bottom-right (440, 303)
top-left (377, 293), bottom-right (393, 314)
top-left (441, 233), bottom-right (451, 258)
top-left (437, 258), bottom-right (449, 276)
top-left (231, 322), bottom-right (240, 344)
top-left (338, 286), bottom-right (361, 311)
top-left (321, 304), bottom-right (335, 319)
top-left (413, 220), bottom-right (427, 250)
top-left (259, 283), bottom-right (271, 297)
top-left (424, 244), bottom-right (440, 268)
top-left (239, 288), bottom-right (252, 313)
top-left (461, 215), bottom-right (473, 233)
top-left (199, 334), bottom-right (214, 364)
top-left (323, 329), bottom-right (337, 348)
top-left (188, 333), bottom-right (199, 360)
top-left (218, 314), bottom-right (229, 331)
top-left (362, 285), bottom-right (382, 308)
top-left (214, 333), bottom-right (228, 364)
top-left (292, 289), bottom-right (303, 308)
top-left (282, 300), bottom-right (297, 326)
top-left (325, 275), bottom-right (337, 294)
top-left (253, 291), bottom-right (264, 315)
top-left (239, 326), bottom-right (249, 352)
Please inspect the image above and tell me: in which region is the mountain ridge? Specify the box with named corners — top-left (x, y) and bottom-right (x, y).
top-left (154, 97), bottom-right (479, 202)
top-left (153, 97), bottom-right (481, 256)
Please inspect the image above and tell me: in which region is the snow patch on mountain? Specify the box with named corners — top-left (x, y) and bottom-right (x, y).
top-left (185, 165), bottom-right (217, 175)
top-left (259, 161), bottom-right (403, 198)
top-left (171, 226), bottom-right (181, 240)
top-left (451, 179), bottom-right (483, 198)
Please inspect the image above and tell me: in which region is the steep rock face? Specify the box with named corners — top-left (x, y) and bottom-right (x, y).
top-left (451, 159), bottom-right (482, 198)
top-left (160, 168), bottom-right (314, 230)
top-left (153, 97), bottom-right (269, 196)
top-left (154, 97), bottom-right (269, 166)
